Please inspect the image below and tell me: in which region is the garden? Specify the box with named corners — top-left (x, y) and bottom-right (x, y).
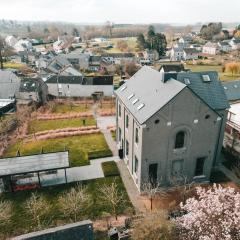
top-left (0, 174), bottom-right (132, 239)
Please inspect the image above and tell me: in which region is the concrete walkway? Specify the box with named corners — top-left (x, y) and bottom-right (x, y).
top-left (117, 160), bottom-right (146, 213)
top-left (67, 156), bottom-right (119, 182)
top-left (96, 115), bottom-right (146, 212)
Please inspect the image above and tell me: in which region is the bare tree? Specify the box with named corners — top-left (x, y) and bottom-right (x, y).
top-left (131, 210), bottom-right (176, 240)
top-left (58, 184), bottom-right (90, 222)
top-left (25, 193), bottom-right (50, 230)
top-left (141, 181), bottom-right (168, 211)
top-left (0, 199), bottom-right (12, 226)
top-left (99, 178), bottom-right (125, 220)
top-left (168, 175), bottom-right (195, 203)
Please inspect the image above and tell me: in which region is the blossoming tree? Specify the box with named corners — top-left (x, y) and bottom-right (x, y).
top-left (175, 184), bottom-right (240, 240)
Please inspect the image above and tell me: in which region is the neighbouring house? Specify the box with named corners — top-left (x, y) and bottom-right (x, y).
top-left (178, 36), bottom-right (192, 46)
top-left (45, 75), bottom-right (113, 97)
top-left (183, 48), bottom-right (199, 60)
top-left (5, 35), bottom-right (18, 48)
top-left (101, 53), bottom-right (135, 65)
top-left (14, 39), bottom-right (32, 52)
top-left (224, 102), bottom-right (240, 156)
top-left (53, 40), bottom-right (67, 53)
top-left (115, 66), bottom-right (229, 191)
top-left (229, 38), bottom-right (240, 50)
top-left (222, 82), bottom-right (240, 154)
top-left (190, 44), bottom-right (203, 52)
top-left (143, 49), bottom-right (159, 63)
top-left (169, 47), bottom-right (184, 61)
top-left (46, 55), bottom-right (72, 74)
top-left (61, 53), bottom-right (90, 69)
top-left (89, 55), bottom-right (101, 71)
top-left (202, 42), bottom-right (220, 55)
top-left (16, 77), bottom-right (48, 105)
top-left (159, 64), bottom-right (185, 73)
top-left (218, 42), bottom-right (232, 52)
top-left (0, 70), bottom-right (21, 99)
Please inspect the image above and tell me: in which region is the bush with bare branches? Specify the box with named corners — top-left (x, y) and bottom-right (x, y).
top-left (25, 193), bottom-right (51, 230)
top-left (99, 178), bottom-right (126, 220)
top-left (58, 184), bottom-right (90, 222)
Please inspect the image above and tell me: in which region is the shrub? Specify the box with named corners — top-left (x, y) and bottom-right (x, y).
top-left (102, 161), bottom-right (120, 177)
top-left (88, 149), bottom-right (112, 160)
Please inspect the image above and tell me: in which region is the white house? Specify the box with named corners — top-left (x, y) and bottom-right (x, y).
top-left (14, 39), bottom-right (32, 52)
top-left (217, 42), bottom-right (232, 52)
top-left (229, 38), bottom-right (240, 50)
top-left (5, 36), bottom-right (18, 48)
top-left (170, 48), bottom-right (184, 61)
top-left (183, 48), bottom-right (199, 60)
top-left (202, 42), bottom-right (220, 55)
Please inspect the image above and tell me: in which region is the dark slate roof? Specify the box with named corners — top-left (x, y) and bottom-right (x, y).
top-left (83, 75), bottom-right (113, 85)
top-left (222, 80), bottom-right (240, 102)
top-left (183, 48), bottom-right (199, 54)
top-left (101, 53), bottom-right (135, 58)
top-left (115, 66), bottom-right (186, 124)
top-left (159, 64), bottom-right (185, 73)
top-left (45, 75), bottom-right (83, 84)
top-left (176, 71), bottom-right (230, 110)
top-left (45, 75), bottom-right (113, 85)
top-left (0, 70), bottom-right (21, 99)
top-left (19, 77), bottom-right (46, 92)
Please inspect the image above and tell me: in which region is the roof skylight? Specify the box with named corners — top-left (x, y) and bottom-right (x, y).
top-left (132, 98), bottom-right (139, 105)
top-left (128, 93), bottom-right (135, 100)
top-left (137, 103), bottom-right (145, 110)
top-left (202, 75), bottom-right (211, 82)
top-left (234, 85), bottom-right (238, 88)
top-left (120, 85), bottom-right (127, 91)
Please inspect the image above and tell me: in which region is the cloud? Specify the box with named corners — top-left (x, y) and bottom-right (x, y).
top-left (0, 0), bottom-right (239, 23)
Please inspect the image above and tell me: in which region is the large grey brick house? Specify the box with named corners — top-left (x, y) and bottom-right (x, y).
top-left (115, 66), bottom-right (229, 191)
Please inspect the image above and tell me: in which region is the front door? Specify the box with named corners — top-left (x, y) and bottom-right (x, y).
top-left (149, 163), bottom-right (158, 186)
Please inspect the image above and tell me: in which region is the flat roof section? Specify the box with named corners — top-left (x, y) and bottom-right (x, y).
top-left (0, 151), bottom-right (69, 177)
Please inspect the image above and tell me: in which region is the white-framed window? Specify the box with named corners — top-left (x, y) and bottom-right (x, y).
top-left (135, 127), bottom-right (139, 144)
top-left (126, 114), bottom-right (129, 128)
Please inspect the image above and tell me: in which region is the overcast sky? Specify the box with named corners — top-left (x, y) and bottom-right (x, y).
top-left (0, 0), bottom-right (239, 24)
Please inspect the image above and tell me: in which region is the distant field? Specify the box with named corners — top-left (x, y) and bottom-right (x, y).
top-left (28, 118), bottom-right (96, 134)
top-left (107, 37), bottom-right (138, 53)
top-left (4, 134), bottom-right (112, 166)
top-left (3, 62), bottom-right (25, 69)
top-left (186, 64), bottom-right (240, 81)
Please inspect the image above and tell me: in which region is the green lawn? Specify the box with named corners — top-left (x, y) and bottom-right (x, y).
top-left (4, 134), bottom-right (112, 167)
top-left (0, 177), bottom-right (132, 239)
top-left (186, 64), bottom-right (240, 81)
top-left (28, 118), bottom-right (96, 134)
top-left (53, 103), bottom-right (91, 114)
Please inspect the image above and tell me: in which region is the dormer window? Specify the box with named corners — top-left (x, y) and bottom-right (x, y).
top-left (202, 75), bottom-right (211, 82)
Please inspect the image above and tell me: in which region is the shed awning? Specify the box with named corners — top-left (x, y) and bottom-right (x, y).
top-left (0, 151), bottom-right (69, 177)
